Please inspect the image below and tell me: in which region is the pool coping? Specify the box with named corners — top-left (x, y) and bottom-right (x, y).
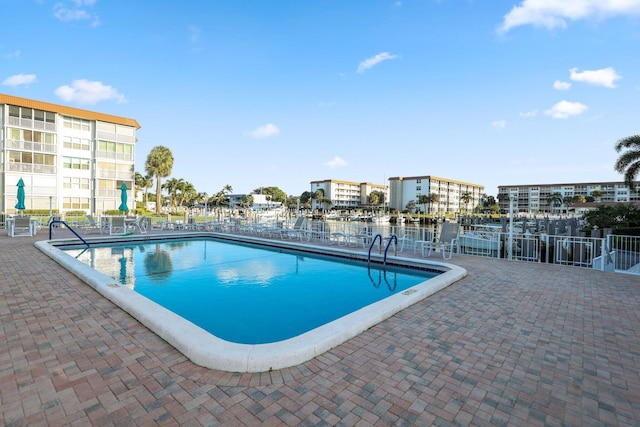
top-left (35, 233), bottom-right (467, 373)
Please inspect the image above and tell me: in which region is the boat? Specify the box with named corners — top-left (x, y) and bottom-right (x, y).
top-left (370, 215), bottom-right (390, 223)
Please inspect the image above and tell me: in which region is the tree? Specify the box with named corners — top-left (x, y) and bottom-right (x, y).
top-left (135, 172), bottom-right (153, 208)
top-left (614, 134), bottom-right (640, 193)
top-left (572, 194), bottom-right (586, 204)
top-left (417, 194), bottom-right (428, 214)
top-left (562, 195), bottom-right (574, 213)
top-left (210, 184), bottom-right (233, 214)
top-left (239, 194), bottom-right (254, 211)
top-left (162, 178), bottom-right (181, 208)
top-left (145, 146), bottom-right (174, 214)
top-left (368, 190), bottom-right (385, 212)
top-left (285, 195), bottom-right (299, 210)
top-left (546, 192), bottom-right (563, 214)
top-left (426, 193), bottom-right (440, 214)
top-left (405, 200), bottom-right (416, 213)
top-left (299, 191), bottom-right (313, 209)
top-left (591, 189), bottom-right (602, 202)
top-left (252, 186), bottom-right (286, 203)
top-left (460, 191), bottom-right (472, 213)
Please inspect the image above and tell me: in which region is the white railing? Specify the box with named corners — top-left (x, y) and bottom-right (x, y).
top-left (7, 139), bottom-right (57, 153)
top-left (96, 151), bottom-right (134, 162)
top-left (8, 116), bottom-right (56, 131)
top-left (607, 234), bottom-right (640, 274)
top-left (7, 163), bottom-right (56, 174)
top-left (541, 235), bottom-right (599, 268)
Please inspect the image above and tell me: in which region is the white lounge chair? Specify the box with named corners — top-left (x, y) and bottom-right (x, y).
top-left (280, 216), bottom-right (310, 241)
top-left (83, 215), bottom-right (105, 234)
top-left (10, 216), bottom-right (34, 237)
top-left (421, 222), bottom-right (460, 259)
top-left (109, 217), bottom-right (127, 235)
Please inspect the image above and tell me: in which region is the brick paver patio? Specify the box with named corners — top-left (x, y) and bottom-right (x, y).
top-left (1, 230), bottom-right (639, 426)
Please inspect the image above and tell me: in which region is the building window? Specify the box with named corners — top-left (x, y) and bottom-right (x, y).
top-left (97, 140), bottom-right (134, 161)
top-left (63, 156), bottom-right (90, 170)
top-left (63, 177), bottom-right (90, 189)
top-left (63, 116), bottom-right (90, 131)
top-left (63, 197), bottom-right (90, 210)
top-left (63, 136), bottom-right (90, 150)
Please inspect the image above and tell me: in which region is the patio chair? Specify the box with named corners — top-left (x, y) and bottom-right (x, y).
top-left (421, 222), bottom-right (460, 260)
top-left (109, 217), bottom-right (127, 235)
top-left (280, 216), bottom-right (310, 240)
top-left (11, 216), bottom-right (34, 237)
top-left (83, 215), bottom-right (105, 234)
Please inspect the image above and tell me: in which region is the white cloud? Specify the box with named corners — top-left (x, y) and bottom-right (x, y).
top-left (54, 79), bottom-right (126, 105)
top-left (498, 0), bottom-right (640, 33)
top-left (519, 110), bottom-right (538, 117)
top-left (492, 120), bottom-right (507, 129)
top-left (54, 1), bottom-right (100, 26)
top-left (2, 73), bottom-right (37, 87)
top-left (544, 100), bottom-right (588, 119)
top-left (324, 156), bottom-right (347, 168)
top-left (553, 80), bottom-right (571, 90)
top-left (357, 52), bottom-right (399, 73)
top-left (247, 123), bottom-right (280, 138)
top-left (569, 67), bottom-right (621, 88)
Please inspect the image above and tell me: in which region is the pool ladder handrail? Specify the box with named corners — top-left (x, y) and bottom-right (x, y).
top-left (49, 219), bottom-right (90, 249)
top-left (367, 267), bottom-right (397, 291)
top-left (368, 234), bottom-right (383, 264)
top-left (384, 234), bottom-right (398, 264)
top-left (367, 233), bottom-right (398, 265)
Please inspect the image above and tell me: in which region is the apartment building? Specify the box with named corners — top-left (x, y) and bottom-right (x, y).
top-left (388, 175), bottom-right (484, 214)
top-left (309, 179), bottom-right (389, 211)
top-left (1, 94), bottom-right (140, 215)
top-left (497, 181), bottom-right (640, 213)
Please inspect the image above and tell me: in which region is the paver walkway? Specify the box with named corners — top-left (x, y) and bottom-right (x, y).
top-left (1, 230), bottom-right (639, 426)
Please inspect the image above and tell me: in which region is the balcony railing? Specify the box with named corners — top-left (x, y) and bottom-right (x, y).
top-left (7, 162), bottom-right (56, 174)
top-left (96, 170), bottom-right (134, 180)
top-left (96, 150), bottom-right (134, 162)
top-left (6, 138), bottom-right (57, 153)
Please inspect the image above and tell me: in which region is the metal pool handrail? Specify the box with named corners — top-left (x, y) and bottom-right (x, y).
top-left (368, 234), bottom-right (383, 264)
top-left (49, 220), bottom-right (90, 248)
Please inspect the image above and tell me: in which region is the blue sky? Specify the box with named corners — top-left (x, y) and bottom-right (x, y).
top-left (2, 0), bottom-right (640, 198)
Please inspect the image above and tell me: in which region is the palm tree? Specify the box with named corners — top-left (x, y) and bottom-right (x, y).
top-left (426, 193), bottom-right (440, 214)
top-left (162, 178), bottom-right (181, 208)
top-left (546, 192), bottom-right (563, 214)
top-left (145, 146), bottom-right (174, 214)
top-left (614, 134), bottom-right (640, 193)
top-left (134, 172), bottom-right (146, 206)
top-left (460, 191), bottom-right (472, 213)
top-left (591, 189), bottom-right (603, 203)
top-left (562, 195), bottom-right (574, 214)
top-left (417, 194), bottom-right (428, 214)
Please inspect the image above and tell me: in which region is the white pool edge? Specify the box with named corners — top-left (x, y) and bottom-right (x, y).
top-left (36, 238), bottom-right (466, 373)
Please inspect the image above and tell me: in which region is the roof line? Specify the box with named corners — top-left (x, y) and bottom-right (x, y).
top-left (0, 94), bottom-right (141, 129)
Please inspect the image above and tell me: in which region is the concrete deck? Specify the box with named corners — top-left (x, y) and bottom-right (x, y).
top-left (1, 229), bottom-right (639, 426)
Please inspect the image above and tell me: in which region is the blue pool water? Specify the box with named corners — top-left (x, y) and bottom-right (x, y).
top-left (65, 238), bottom-right (439, 344)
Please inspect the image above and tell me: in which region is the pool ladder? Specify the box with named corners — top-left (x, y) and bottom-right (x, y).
top-left (49, 220), bottom-right (90, 249)
top-left (368, 233), bottom-right (398, 265)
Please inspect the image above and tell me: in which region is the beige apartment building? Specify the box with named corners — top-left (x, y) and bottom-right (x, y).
top-left (498, 181), bottom-right (640, 213)
top-left (388, 175), bottom-right (484, 214)
top-left (309, 179), bottom-right (389, 211)
top-left (1, 94), bottom-right (140, 216)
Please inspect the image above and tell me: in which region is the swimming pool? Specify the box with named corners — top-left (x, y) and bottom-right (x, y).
top-left (61, 239), bottom-right (440, 344)
top-left (37, 233), bottom-right (466, 372)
